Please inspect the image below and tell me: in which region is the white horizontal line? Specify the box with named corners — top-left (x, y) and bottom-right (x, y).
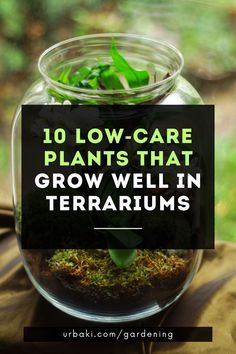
top-left (94, 227), bottom-right (142, 230)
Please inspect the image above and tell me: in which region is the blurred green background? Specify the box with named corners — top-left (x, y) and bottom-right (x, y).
top-left (0, 0), bottom-right (236, 242)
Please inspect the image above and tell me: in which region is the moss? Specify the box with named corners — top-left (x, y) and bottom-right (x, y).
top-left (48, 249), bottom-right (190, 290)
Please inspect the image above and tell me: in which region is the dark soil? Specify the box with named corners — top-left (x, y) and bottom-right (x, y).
top-left (23, 249), bottom-right (194, 314)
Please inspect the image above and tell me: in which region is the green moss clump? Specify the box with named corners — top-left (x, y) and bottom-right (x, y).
top-left (48, 249), bottom-right (190, 290)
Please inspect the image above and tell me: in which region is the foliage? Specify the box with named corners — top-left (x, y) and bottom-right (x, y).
top-left (49, 39), bottom-right (152, 106)
top-left (108, 249), bottom-right (137, 268)
top-left (215, 137), bottom-right (236, 242)
top-left (50, 39), bottom-right (150, 94)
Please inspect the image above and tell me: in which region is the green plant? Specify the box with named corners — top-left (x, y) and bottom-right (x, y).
top-left (47, 40), bottom-right (156, 267)
top-left (49, 39), bottom-right (152, 104)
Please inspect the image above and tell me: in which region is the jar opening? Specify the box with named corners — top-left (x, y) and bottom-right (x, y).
top-left (38, 33), bottom-right (184, 98)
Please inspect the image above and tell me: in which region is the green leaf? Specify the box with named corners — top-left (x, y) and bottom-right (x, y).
top-left (86, 76), bottom-right (99, 89)
top-left (108, 249), bottom-right (137, 268)
top-left (58, 66), bottom-right (71, 85)
top-left (71, 66), bottom-right (90, 86)
top-left (111, 38), bottom-right (149, 88)
top-left (100, 66), bottom-right (123, 89)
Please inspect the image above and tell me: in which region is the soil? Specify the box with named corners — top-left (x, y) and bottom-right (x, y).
top-left (24, 249), bottom-right (194, 313)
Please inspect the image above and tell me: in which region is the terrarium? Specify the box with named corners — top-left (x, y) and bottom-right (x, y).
top-left (12, 34), bottom-right (203, 322)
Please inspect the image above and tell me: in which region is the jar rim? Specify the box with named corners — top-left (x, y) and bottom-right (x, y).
top-left (38, 33), bottom-right (184, 96)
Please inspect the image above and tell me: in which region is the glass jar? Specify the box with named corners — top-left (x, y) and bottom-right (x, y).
top-left (12, 34), bottom-right (203, 323)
